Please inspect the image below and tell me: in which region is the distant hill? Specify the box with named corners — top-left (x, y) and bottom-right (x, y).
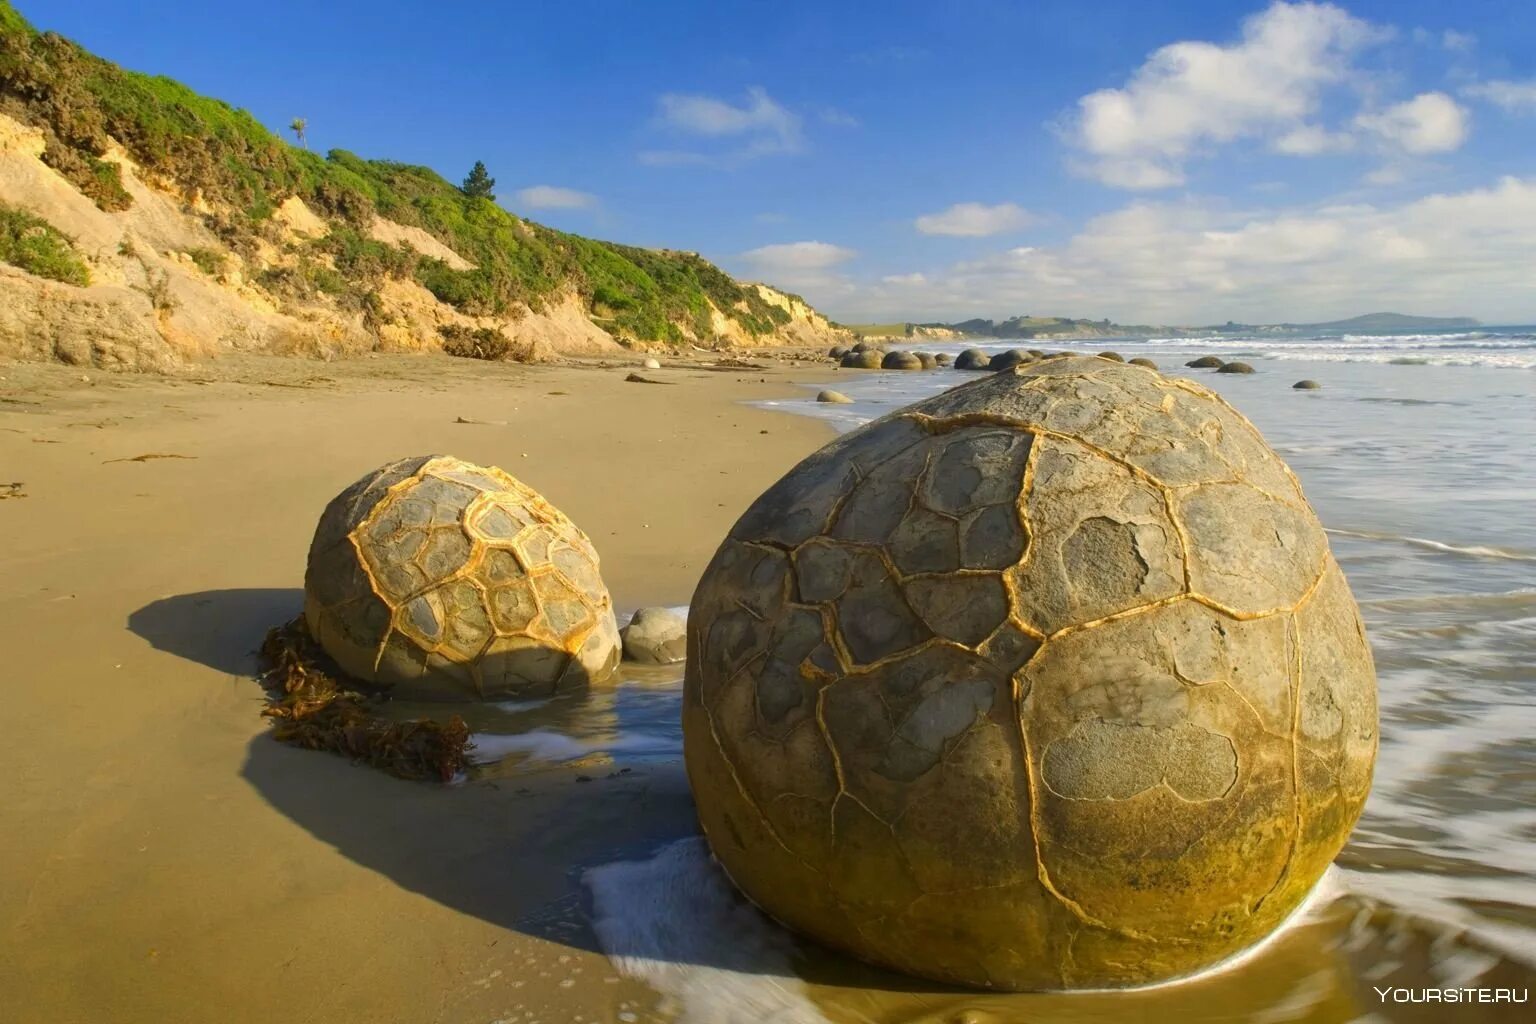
top-left (844, 311), bottom-right (1481, 343)
top-left (1285, 313), bottom-right (1480, 332)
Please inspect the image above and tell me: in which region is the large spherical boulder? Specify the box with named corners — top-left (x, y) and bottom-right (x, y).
top-left (683, 356), bottom-right (1376, 992)
top-left (841, 350), bottom-right (883, 369)
top-left (989, 348), bottom-right (1030, 371)
top-left (1218, 361), bottom-right (1257, 374)
top-left (954, 348), bottom-right (990, 371)
top-left (882, 351), bottom-right (924, 371)
top-left (305, 455), bottom-right (620, 700)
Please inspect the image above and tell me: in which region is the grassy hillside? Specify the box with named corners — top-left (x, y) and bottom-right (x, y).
top-left (0, 1), bottom-right (797, 344)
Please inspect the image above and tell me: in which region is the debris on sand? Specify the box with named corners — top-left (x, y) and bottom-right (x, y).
top-left (0, 482), bottom-right (26, 499)
top-left (625, 373), bottom-right (675, 385)
top-left (258, 617), bottom-right (472, 783)
top-left (102, 453), bottom-right (197, 464)
top-left (453, 415), bottom-right (508, 426)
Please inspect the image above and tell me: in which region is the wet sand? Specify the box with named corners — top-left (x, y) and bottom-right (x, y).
top-left (2, 354), bottom-right (1529, 1024)
top-left (0, 353), bottom-right (829, 1024)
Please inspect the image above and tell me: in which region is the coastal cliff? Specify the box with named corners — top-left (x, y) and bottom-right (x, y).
top-left (0, 4), bottom-right (849, 370)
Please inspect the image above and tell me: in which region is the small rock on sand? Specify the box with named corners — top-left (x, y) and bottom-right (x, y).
top-left (643, 358), bottom-right (661, 370)
top-left (621, 607), bottom-right (687, 664)
top-left (817, 390), bottom-right (854, 404)
top-left (1293, 379), bottom-right (1322, 389)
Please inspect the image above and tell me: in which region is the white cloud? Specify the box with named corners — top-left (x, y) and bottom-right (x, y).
top-left (829, 177), bottom-right (1536, 324)
top-left (818, 107), bottom-right (861, 127)
top-left (1463, 79), bottom-right (1536, 112)
top-left (739, 241), bottom-right (856, 291)
top-left (914, 202), bottom-right (1036, 237)
top-left (1441, 29), bottom-right (1476, 53)
top-left (513, 185), bottom-right (597, 210)
top-left (1355, 92), bottom-right (1469, 153)
top-left (882, 272), bottom-right (927, 286)
top-left (1273, 123), bottom-right (1355, 154)
top-left (1069, 1), bottom-right (1381, 189)
top-left (643, 87), bottom-right (802, 167)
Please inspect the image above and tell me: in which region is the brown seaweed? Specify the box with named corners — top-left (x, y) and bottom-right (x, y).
top-left (257, 617), bottom-right (473, 782)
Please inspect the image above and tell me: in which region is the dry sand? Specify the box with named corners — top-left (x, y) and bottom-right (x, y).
top-left (0, 352), bottom-right (832, 1024)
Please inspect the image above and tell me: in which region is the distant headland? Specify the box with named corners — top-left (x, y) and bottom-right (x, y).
top-left (845, 311), bottom-right (1481, 342)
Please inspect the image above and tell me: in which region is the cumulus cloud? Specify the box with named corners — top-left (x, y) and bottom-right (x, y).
top-left (1463, 79), bottom-right (1536, 112)
top-left (1273, 124), bottom-right (1356, 155)
top-left (739, 240), bottom-right (856, 291)
top-left (914, 202), bottom-right (1035, 237)
top-left (513, 185), bottom-right (597, 210)
top-left (1069, 1), bottom-right (1380, 188)
top-left (833, 177), bottom-right (1536, 324)
top-left (641, 87), bottom-right (803, 167)
top-left (1355, 92), bottom-right (1469, 153)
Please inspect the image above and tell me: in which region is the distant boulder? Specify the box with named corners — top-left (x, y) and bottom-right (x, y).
top-left (882, 350), bottom-right (924, 371)
top-left (1293, 379), bottom-right (1322, 390)
top-left (989, 349), bottom-right (1029, 371)
top-left (841, 350), bottom-right (883, 369)
top-left (1129, 357), bottom-right (1158, 370)
top-left (915, 352), bottom-right (938, 369)
top-left (1096, 351), bottom-right (1125, 362)
top-left (817, 389), bottom-right (855, 403)
top-left (955, 348), bottom-right (991, 370)
top-left (1217, 361), bottom-right (1256, 374)
top-left (1186, 355), bottom-right (1225, 368)
top-left (934, 352), bottom-right (953, 366)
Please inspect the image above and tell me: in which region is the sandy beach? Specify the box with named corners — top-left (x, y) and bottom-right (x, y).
top-left (0, 352), bottom-right (837, 1024)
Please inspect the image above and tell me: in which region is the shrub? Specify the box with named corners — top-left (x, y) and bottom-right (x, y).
top-left (0, 202), bottom-right (89, 285)
top-left (439, 323), bottom-right (513, 360)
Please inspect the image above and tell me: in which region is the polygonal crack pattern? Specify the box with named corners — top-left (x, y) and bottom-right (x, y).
top-left (685, 358), bottom-right (1376, 992)
top-left (303, 455), bottom-right (619, 700)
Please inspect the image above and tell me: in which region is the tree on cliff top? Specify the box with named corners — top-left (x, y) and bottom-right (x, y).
top-left (461, 161), bottom-right (495, 200)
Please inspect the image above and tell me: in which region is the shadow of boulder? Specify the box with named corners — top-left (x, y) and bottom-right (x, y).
top-left (128, 587), bottom-right (304, 675)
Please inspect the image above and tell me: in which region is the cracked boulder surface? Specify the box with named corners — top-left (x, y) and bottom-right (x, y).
top-left (304, 455), bottom-right (620, 700)
top-left (682, 356), bottom-right (1377, 992)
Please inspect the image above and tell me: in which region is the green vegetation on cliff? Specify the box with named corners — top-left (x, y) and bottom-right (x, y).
top-left (0, 202), bottom-right (89, 285)
top-left (0, 1), bottom-right (796, 343)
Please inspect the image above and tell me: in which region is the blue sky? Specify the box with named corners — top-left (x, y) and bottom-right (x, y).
top-left (20, 0), bottom-right (1536, 324)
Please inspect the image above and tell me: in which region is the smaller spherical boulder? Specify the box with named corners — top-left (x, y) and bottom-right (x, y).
top-left (1027, 349), bottom-right (1045, 358)
top-left (852, 341), bottom-right (883, 354)
top-left (933, 352), bottom-right (953, 366)
top-left (882, 351), bottom-right (924, 371)
top-left (989, 349), bottom-right (1030, 371)
top-left (620, 606), bottom-right (687, 664)
top-left (1096, 351), bottom-right (1125, 362)
top-left (1186, 355), bottom-right (1225, 368)
top-left (642, 357), bottom-right (662, 370)
top-left (954, 348), bottom-right (991, 371)
top-left (816, 389), bottom-right (854, 404)
top-left (304, 455), bottom-right (620, 700)
top-left (1129, 357), bottom-right (1159, 370)
top-left (915, 352), bottom-right (939, 369)
top-left (1293, 379), bottom-right (1322, 390)
top-left (1218, 361), bottom-right (1256, 374)
top-left (828, 345), bottom-right (849, 359)
top-left (841, 350), bottom-right (883, 369)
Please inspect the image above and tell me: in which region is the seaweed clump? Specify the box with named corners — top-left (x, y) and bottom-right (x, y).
top-left (258, 617), bottom-right (472, 782)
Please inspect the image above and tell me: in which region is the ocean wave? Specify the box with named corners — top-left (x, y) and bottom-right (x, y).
top-left (1358, 588), bottom-right (1536, 612)
top-left (1326, 528), bottom-right (1536, 562)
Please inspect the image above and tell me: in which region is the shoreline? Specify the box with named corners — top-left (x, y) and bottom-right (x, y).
top-left (0, 352), bottom-right (837, 1024)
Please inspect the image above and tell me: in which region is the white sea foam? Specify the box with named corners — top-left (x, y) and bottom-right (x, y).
top-left (585, 838), bottom-right (830, 1024)
top-left (1325, 528), bottom-right (1536, 562)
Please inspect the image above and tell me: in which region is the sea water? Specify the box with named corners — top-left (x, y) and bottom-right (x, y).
top-left (473, 329), bottom-right (1536, 1021)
